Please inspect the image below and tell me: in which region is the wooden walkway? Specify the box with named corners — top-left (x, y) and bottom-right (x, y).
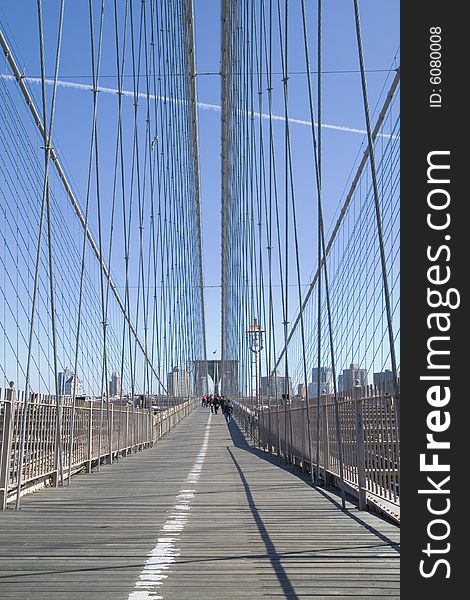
top-left (0, 407), bottom-right (400, 599)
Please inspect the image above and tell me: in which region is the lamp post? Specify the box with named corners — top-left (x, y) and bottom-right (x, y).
top-left (186, 361), bottom-right (195, 400)
top-left (246, 317), bottom-right (265, 411)
top-left (214, 360), bottom-right (219, 396)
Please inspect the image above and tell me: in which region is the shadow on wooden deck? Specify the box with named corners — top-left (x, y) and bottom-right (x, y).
top-left (227, 417), bottom-right (400, 554)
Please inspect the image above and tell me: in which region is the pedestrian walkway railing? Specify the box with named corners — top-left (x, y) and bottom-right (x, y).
top-left (0, 387), bottom-right (197, 509)
top-left (233, 385), bottom-right (400, 522)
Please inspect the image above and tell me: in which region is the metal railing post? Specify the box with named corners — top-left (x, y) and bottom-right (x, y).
top-left (124, 404), bottom-right (129, 454)
top-left (321, 394), bottom-right (329, 483)
top-left (0, 389), bottom-right (15, 510)
top-left (87, 402), bottom-right (93, 473)
top-left (108, 403), bottom-right (114, 464)
top-left (52, 394), bottom-right (63, 487)
top-left (267, 405), bottom-right (271, 452)
top-left (355, 384), bottom-right (367, 510)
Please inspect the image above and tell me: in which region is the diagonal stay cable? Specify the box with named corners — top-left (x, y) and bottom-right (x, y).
top-left (0, 28), bottom-right (168, 395)
top-left (316, 0), bottom-right (322, 485)
top-left (15, 0), bottom-right (65, 508)
top-left (89, 0), bottom-right (112, 469)
top-left (67, 0), bottom-right (105, 484)
top-left (39, 0), bottom-right (66, 489)
top-left (272, 68), bottom-right (400, 374)
top-left (352, 0), bottom-right (399, 428)
top-left (299, 0), bottom-right (346, 508)
top-left (276, 0), bottom-right (295, 466)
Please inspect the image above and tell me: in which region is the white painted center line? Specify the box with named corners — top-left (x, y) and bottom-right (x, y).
top-left (128, 412), bottom-right (212, 600)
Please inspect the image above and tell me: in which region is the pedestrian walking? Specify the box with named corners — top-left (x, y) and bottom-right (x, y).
top-left (224, 401), bottom-right (233, 424)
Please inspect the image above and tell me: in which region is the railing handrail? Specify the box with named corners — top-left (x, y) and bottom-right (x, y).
top-left (0, 388), bottom-right (198, 509)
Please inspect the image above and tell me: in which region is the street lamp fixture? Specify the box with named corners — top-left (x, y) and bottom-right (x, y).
top-left (246, 317), bottom-right (265, 410)
top-left (186, 361), bottom-right (195, 399)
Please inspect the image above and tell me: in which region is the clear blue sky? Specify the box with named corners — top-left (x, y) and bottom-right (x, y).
top-left (0, 1), bottom-right (399, 388)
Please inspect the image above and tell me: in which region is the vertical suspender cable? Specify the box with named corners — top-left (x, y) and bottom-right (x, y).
top-left (67, 0), bottom-right (104, 477)
top-left (315, 0), bottom-right (322, 485)
top-left (277, 0), bottom-right (294, 465)
top-left (88, 0), bottom-right (111, 466)
top-left (39, 0), bottom-right (66, 488)
top-left (300, 0), bottom-right (346, 507)
top-left (0, 27), bottom-right (168, 394)
top-left (16, 0), bottom-right (65, 508)
top-left (352, 0), bottom-right (399, 427)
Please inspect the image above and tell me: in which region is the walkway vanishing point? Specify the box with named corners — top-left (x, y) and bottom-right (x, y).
top-left (0, 408), bottom-right (400, 599)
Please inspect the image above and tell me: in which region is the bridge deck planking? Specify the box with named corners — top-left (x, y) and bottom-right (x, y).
top-left (0, 408), bottom-right (399, 599)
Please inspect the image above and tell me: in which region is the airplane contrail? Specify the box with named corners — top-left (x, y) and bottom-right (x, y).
top-left (1, 74), bottom-right (396, 138)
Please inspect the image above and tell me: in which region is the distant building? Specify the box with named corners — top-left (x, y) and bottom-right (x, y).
top-left (297, 383), bottom-right (307, 399)
top-left (260, 371), bottom-right (293, 399)
top-left (109, 372), bottom-right (122, 397)
top-left (64, 375), bottom-right (84, 397)
top-left (58, 367), bottom-right (72, 395)
top-left (373, 369), bottom-right (399, 394)
top-left (308, 367), bottom-right (334, 398)
top-left (58, 368), bottom-right (84, 397)
top-left (338, 363), bottom-right (367, 393)
top-left (167, 367), bottom-right (190, 397)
